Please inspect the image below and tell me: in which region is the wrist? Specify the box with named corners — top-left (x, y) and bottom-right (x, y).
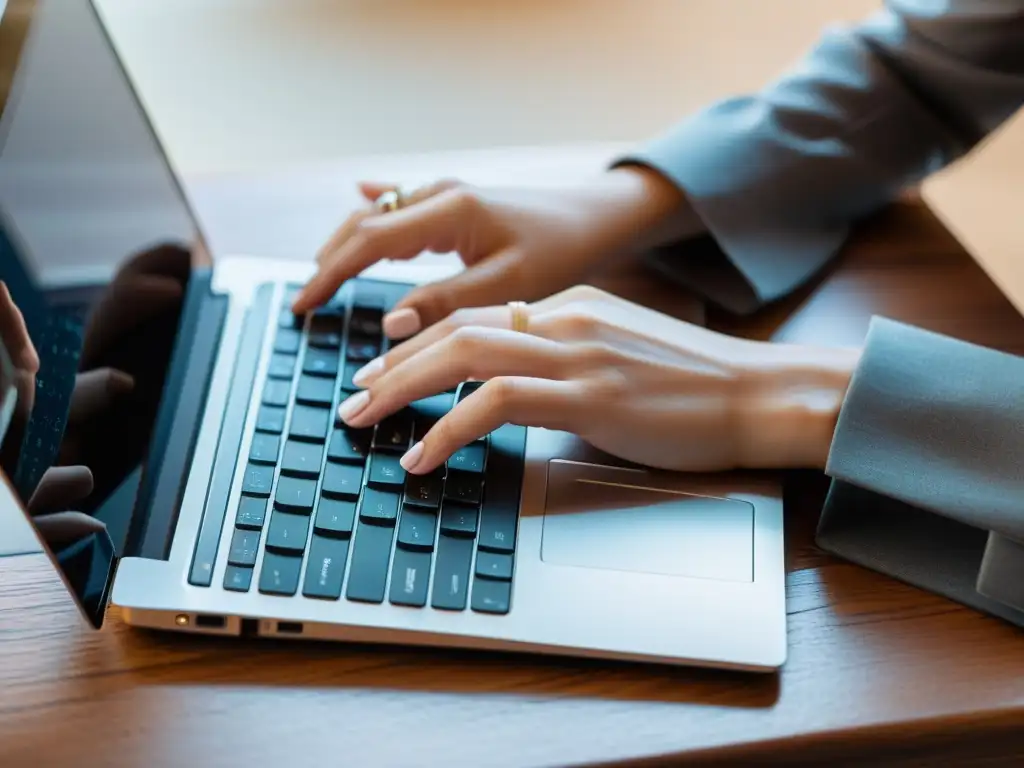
top-left (735, 342), bottom-right (861, 470)
top-left (573, 164), bottom-right (702, 257)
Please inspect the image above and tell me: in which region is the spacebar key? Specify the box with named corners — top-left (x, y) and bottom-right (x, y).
top-left (189, 284), bottom-right (274, 586)
top-left (477, 423), bottom-right (526, 554)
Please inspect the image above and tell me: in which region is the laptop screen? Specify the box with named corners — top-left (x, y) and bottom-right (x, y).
top-left (0, 0), bottom-right (207, 624)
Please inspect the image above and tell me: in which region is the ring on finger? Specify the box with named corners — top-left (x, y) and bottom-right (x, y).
top-left (375, 187), bottom-right (406, 214)
top-left (508, 301), bottom-right (530, 334)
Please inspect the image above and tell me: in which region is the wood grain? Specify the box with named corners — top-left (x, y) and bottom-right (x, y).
top-left (2, 199), bottom-right (1024, 768)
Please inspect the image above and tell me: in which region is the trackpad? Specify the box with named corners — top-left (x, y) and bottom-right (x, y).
top-left (541, 460), bottom-right (754, 583)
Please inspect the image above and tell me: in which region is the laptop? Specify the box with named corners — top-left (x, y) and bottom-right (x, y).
top-left (0, 0), bottom-right (786, 671)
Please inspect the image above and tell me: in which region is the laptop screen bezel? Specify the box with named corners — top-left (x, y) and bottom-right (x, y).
top-left (0, 0), bottom-right (217, 628)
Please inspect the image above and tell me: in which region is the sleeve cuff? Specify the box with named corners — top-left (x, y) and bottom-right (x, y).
top-left (819, 316), bottom-right (1024, 618)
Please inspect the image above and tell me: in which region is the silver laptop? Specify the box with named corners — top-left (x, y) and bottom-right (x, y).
top-left (0, 0), bottom-right (786, 671)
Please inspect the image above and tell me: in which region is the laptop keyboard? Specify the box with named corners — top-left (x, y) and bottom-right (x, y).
top-left (188, 280), bottom-right (525, 615)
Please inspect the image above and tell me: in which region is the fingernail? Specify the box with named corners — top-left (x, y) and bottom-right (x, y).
top-left (400, 441), bottom-right (424, 472)
top-left (352, 357), bottom-right (384, 387)
top-left (383, 307), bottom-right (421, 339)
top-left (337, 390), bottom-right (370, 423)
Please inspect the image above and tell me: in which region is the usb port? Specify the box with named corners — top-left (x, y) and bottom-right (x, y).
top-left (277, 621), bottom-right (303, 635)
top-left (195, 614), bottom-right (226, 629)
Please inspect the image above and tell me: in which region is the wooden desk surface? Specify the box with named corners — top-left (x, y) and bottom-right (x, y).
top-left (2, 198), bottom-right (1024, 768)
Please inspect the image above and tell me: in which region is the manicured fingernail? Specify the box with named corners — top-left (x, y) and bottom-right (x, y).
top-left (383, 307), bottom-right (421, 339)
top-left (337, 390), bottom-right (370, 423)
top-left (400, 441), bottom-right (425, 472)
top-left (351, 357), bottom-right (384, 387)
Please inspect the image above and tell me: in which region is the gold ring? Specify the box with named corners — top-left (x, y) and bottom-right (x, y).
top-left (375, 188), bottom-right (405, 213)
top-left (508, 301), bottom-right (529, 333)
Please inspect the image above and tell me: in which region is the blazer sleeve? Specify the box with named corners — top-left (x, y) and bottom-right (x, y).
top-left (614, 0), bottom-right (1024, 314)
top-left (817, 317), bottom-right (1024, 625)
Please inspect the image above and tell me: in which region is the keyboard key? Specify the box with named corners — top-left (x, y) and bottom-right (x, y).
top-left (440, 503), bottom-right (478, 537)
top-left (275, 476), bottom-right (317, 512)
top-left (404, 468), bottom-right (444, 509)
top-left (256, 405), bottom-right (286, 434)
top-left (259, 552), bottom-right (303, 596)
top-left (447, 442), bottom-right (486, 473)
top-left (352, 292), bottom-right (386, 311)
top-left (308, 315), bottom-right (344, 349)
top-left (345, 337), bottom-right (379, 362)
top-left (397, 508), bottom-right (437, 551)
top-left (262, 378), bottom-right (291, 407)
top-left (274, 329), bottom-right (301, 354)
top-left (346, 522), bottom-right (396, 603)
top-left (267, 353), bottom-right (297, 379)
top-left (340, 361), bottom-right (362, 392)
top-left (389, 548), bottom-right (432, 607)
top-left (249, 433), bottom-right (280, 464)
top-left (314, 497), bottom-right (357, 537)
top-left (478, 424), bottom-right (526, 553)
top-left (373, 411), bottom-right (413, 452)
top-left (471, 577), bottom-right (512, 615)
top-left (475, 550), bottom-right (513, 580)
top-left (322, 462), bottom-right (364, 499)
top-left (431, 534), bottom-right (474, 610)
top-left (444, 470), bottom-right (483, 505)
top-left (266, 511), bottom-right (311, 553)
top-left (224, 565), bottom-right (253, 592)
top-left (290, 405), bottom-right (330, 442)
top-left (235, 495), bottom-right (268, 529)
top-left (327, 427), bottom-right (371, 463)
top-left (241, 463), bottom-right (275, 496)
top-left (303, 348), bottom-right (340, 378)
top-left (227, 529), bottom-right (261, 566)
top-left (279, 309), bottom-right (302, 329)
top-left (456, 380), bottom-right (484, 403)
top-left (303, 535), bottom-right (350, 599)
top-left (367, 452), bottom-right (405, 487)
top-left (410, 394), bottom-right (455, 439)
top-left (359, 488), bottom-right (400, 524)
top-left (281, 440), bottom-right (324, 478)
top-left (349, 307), bottom-right (383, 337)
top-left (296, 375), bottom-right (335, 406)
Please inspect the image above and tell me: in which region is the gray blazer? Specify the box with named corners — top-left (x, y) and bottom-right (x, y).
top-left (617, 0), bottom-right (1024, 625)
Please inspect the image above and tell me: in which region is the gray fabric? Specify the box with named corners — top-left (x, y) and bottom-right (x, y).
top-left (612, 1), bottom-right (1024, 622)
top-left (613, 0), bottom-right (1024, 315)
top-left (819, 318), bottom-right (1024, 620)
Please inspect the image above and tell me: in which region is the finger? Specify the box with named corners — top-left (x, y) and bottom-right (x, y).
top-left (294, 187), bottom-right (482, 313)
top-left (0, 281), bottom-right (40, 372)
top-left (315, 179), bottom-right (460, 268)
top-left (34, 512), bottom-right (106, 551)
top-left (28, 465), bottom-right (95, 515)
top-left (400, 377), bottom-right (584, 474)
top-left (338, 328), bottom-right (573, 428)
top-left (67, 368), bottom-right (134, 427)
top-left (350, 303), bottom-right (517, 388)
top-left (381, 249), bottom-right (527, 340)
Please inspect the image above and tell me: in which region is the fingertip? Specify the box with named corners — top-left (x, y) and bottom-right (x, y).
top-left (399, 441), bottom-right (425, 473)
top-left (383, 307), bottom-right (422, 339)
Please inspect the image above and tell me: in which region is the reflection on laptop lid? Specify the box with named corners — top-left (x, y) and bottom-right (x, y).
top-left (0, 0), bottom-right (209, 626)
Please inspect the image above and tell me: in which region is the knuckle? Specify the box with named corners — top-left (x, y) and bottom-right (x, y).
top-left (562, 284), bottom-right (607, 303)
top-left (448, 186), bottom-right (481, 213)
top-left (480, 377), bottom-right (520, 415)
top-left (549, 309), bottom-right (603, 340)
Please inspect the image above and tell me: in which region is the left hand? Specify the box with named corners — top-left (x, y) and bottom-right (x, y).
top-left (337, 286), bottom-right (860, 475)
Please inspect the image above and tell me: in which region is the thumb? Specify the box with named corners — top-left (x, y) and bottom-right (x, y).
top-left (384, 250), bottom-right (526, 339)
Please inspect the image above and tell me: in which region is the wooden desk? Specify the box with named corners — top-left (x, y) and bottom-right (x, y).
top-left (2, 198), bottom-right (1024, 768)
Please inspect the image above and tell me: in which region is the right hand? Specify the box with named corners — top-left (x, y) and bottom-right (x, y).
top-left (292, 166), bottom-right (686, 338)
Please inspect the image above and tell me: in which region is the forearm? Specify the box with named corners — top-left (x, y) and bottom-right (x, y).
top-left (607, 0), bottom-right (1024, 313)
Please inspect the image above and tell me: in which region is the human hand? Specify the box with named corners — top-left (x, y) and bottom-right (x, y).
top-left (26, 465), bottom-right (106, 551)
top-left (292, 166), bottom-right (687, 338)
top-left (337, 286), bottom-right (860, 474)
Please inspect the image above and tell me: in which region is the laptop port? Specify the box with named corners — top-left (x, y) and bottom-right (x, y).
top-left (277, 621), bottom-right (303, 635)
top-left (195, 614), bottom-right (226, 629)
